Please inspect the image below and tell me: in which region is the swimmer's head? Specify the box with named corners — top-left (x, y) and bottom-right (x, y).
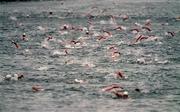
top-left (22, 33), bottom-right (26, 37)
top-left (123, 91), bottom-right (128, 95)
top-left (63, 25), bottom-right (68, 30)
top-left (135, 88), bottom-right (141, 92)
top-left (18, 74), bottom-right (24, 80)
top-left (49, 11), bottom-right (53, 15)
top-left (122, 91), bottom-right (129, 99)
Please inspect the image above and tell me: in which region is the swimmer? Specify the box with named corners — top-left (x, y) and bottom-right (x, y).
top-left (114, 70), bottom-right (127, 79)
top-left (114, 26), bottom-right (123, 31)
top-left (32, 85), bottom-right (44, 92)
top-left (97, 35), bottom-right (107, 41)
top-left (21, 33), bottom-right (28, 41)
top-left (101, 84), bottom-right (123, 92)
top-left (11, 40), bottom-right (20, 49)
top-left (134, 35), bottom-right (143, 43)
top-left (135, 35), bottom-right (144, 42)
top-left (131, 34), bottom-right (149, 44)
top-left (139, 36), bottom-right (149, 41)
top-left (107, 45), bottom-right (118, 52)
top-left (17, 74), bottom-right (24, 80)
top-left (4, 74), bottom-right (24, 81)
top-left (145, 19), bottom-right (151, 26)
top-left (103, 30), bottom-right (112, 37)
top-left (96, 30), bottom-right (112, 41)
top-left (64, 49), bottom-right (69, 55)
top-left (142, 26), bottom-right (152, 32)
top-left (70, 40), bottom-right (82, 46)
top-left (85, 30), bottom-right (90, 35)
top-left (130, 28), bottom-right (140, 34)
top-left (111, 51), bottom-right (121, 60)
top-left (60, 24), bottom-right (70, 31)
top-left (121, 14), bottom-right (129, 21)
top-left (49, 11), bottom-right (53, 15)
top-left (111, 91), bottom-right (129, 99)
top-left (166, 31), bottom-right (175, 37)
top-left (101, 84), bottom-right (128, 99)
top-left (47, 36), bottom-right (53, 41)
top-left (135, 88), bottom-right (141, 92)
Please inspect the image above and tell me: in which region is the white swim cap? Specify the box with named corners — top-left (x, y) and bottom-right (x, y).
top-left (123, 91), bottom-right (128, 95)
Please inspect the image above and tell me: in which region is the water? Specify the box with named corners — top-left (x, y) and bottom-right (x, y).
top-left (0, 0), bottom-right (180, 112)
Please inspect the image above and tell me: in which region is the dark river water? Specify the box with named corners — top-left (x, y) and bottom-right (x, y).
top-left (0, 0), bottom-right (180, 112)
